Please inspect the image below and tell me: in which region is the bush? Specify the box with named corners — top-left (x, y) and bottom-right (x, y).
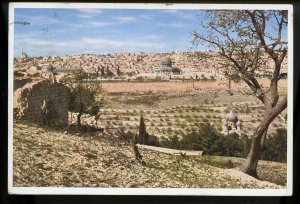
top-left (224, 109), bottom-right (230, 113)
top-left (148, 134), bottom-right (159, 146)
top-left (156, 125), bottom-right (286, 163)
top-left (158, 123), bottom-right (251, 158)
top-left (261, 128), bottom-right (287, 162)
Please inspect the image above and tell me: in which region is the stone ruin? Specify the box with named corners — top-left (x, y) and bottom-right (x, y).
top-left (14, 80), bottom-right (70, 125)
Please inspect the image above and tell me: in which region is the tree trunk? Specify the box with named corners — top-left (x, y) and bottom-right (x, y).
top-left (239, 124), bottom-right (269, 178)
top-left (240, 97), bottom-right (287, 177)
top-left (260, 128), bottom-right (268, 150)
top-left (77, 111), bottom-right (82, 126)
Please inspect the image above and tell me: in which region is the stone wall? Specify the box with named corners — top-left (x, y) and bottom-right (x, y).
top-left (14, 80), bottom-right (70, 125)
top-left (14, 78), bottom-right (33, 91)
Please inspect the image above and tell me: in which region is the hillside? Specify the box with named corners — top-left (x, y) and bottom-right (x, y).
top-left (13, 121), bottom-right (286, 188)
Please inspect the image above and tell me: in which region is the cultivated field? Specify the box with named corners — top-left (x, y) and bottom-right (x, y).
top-left (74, 79), bottom-right (288, 139)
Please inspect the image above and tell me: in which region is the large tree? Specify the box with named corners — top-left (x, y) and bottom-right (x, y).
top-left (192, 10), bottom-right (288, 177)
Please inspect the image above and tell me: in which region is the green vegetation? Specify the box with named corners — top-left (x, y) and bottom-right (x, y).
top-left (261, 128), bottom-right (287, 162)
top-left (61, 69), bottom-right (104, 126)
top-left (158, 123), bottom-right (287, 163)
top-left (159, 123), bottom-right (251, 158)
top-left (136, 115), bottom-right (149, 145)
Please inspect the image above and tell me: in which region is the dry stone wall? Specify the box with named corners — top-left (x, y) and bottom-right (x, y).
top-left (14, 80), bottom-right (70, 125)
top-left (14, 78), bottom-right (33, 91)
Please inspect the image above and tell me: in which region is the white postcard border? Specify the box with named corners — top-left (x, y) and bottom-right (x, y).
top-left (8, 2), bottom-right (294, 196)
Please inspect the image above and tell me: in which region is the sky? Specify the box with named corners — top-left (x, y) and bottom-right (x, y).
top-left (13, 8), bottom-right (206, 57)
top-left (13, 8), bottom-right (288, 58)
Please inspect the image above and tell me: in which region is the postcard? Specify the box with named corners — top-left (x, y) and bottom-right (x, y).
top-left (8, 3), bottom-right (293, 196)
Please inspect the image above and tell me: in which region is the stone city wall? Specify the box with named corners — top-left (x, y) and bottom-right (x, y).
top-left (14, 80), bottom-right (70, 125)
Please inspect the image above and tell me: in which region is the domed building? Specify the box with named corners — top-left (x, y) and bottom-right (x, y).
top-left (222, 111), bottom-right (243, 135)
top-left (153, 57), bottom-right (173, 73)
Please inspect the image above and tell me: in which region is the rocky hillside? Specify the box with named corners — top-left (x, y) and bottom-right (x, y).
top-left (13, 121), bottom-right (286, 188)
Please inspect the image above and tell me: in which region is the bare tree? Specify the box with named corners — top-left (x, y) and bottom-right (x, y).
top-left (192, 10), bottom-right (288, 177)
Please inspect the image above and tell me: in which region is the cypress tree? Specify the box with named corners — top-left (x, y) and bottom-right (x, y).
top-left (139, 115), bottom-right (148, 145)
top-left (116, 65), bottom-right (121, 76)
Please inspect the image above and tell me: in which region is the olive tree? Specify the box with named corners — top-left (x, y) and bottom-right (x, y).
top-left (192, 10), bottom-right (288, 177)
top-left (61, 69), bottom-right (104, 126)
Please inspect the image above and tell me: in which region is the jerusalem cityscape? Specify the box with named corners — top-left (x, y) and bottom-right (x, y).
top-left (11, 6), bottom-right (290, 192)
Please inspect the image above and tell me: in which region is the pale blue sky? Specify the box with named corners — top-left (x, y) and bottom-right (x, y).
top-left (14, 8), bottom-right (206, 57)
top-left (13, 8), bottom-right (287, 58)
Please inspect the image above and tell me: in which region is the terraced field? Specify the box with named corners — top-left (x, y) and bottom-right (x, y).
top-left (71, 101), bottom-right (287, 140)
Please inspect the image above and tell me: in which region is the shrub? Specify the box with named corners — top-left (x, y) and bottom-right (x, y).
top-left (158, 123), bottom-right (252, 158)
top-left (124, 116), bottom-right (130, 121)
top-left (224, 109), bottom-right (230, 113)
top-left (261, 128), bottom-right (287, 162)
top-left (186, 117), bottom-right (193, 122)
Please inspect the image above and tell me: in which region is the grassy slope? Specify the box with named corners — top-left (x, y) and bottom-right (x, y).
top-left (13, 121), bottom-right (286, 188)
